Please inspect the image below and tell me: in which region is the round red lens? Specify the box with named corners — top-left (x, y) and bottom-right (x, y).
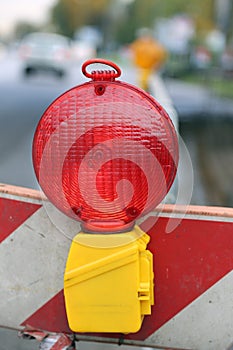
top-left (33, 77), bottom-right (178, 232)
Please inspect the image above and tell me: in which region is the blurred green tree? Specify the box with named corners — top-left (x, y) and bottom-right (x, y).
top-left (51, 0), bottom-right (110, 37)
top-left (13, 22), bottom-right (41, 40)
top-left (50, 0), bottom-right (216, 44)
top-left (116, 0), bottom-right (215, 44)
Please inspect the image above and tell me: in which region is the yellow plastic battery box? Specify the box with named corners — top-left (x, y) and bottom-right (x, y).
top-left (64, 225), bottom-right (154, 333)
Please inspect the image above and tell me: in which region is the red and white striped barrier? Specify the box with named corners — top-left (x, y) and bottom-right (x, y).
top-left (0, 184), bottom-right (233, 350)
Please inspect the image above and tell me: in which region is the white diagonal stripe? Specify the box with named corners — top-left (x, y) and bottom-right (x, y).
top-left (147, 270), bottom-right (233, 350)
top-left (0, 206), bottom-right (74, 328)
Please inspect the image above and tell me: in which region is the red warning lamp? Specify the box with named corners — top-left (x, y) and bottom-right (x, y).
top-left (33, 59), bottom-right (179, 334)
top-left (32, 59), bottom-right (178, 233)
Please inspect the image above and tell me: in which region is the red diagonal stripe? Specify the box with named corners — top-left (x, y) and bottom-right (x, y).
top-left (21, 290), bottom-right (70, 333)
top-left (0, 198), bottom-right (41, 243)
top-left (132, 216), bottom-right (233, 339)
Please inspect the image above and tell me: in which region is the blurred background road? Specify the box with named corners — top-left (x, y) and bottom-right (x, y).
top-left (0, 49), bottom-right (232, 206)
top-left (0, 0), bottom-right (233, 349)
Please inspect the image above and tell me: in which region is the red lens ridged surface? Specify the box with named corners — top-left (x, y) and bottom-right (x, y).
top-left (33, 81), bottom-right (178, 232)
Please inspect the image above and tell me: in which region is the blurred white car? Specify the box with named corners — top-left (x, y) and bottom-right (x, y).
top-left (19, 32), bottom-right (71, 77)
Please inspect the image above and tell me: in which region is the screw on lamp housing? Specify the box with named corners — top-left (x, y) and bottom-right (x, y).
top-left (32, 59), bottom-right (179, 333)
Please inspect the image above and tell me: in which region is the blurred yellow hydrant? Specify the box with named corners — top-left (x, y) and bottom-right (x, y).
top-left (130, 28), bottom-right (167, 91)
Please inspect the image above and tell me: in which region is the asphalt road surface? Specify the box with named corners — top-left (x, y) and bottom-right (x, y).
top-left (0, 53), bottom-right (84, 189)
